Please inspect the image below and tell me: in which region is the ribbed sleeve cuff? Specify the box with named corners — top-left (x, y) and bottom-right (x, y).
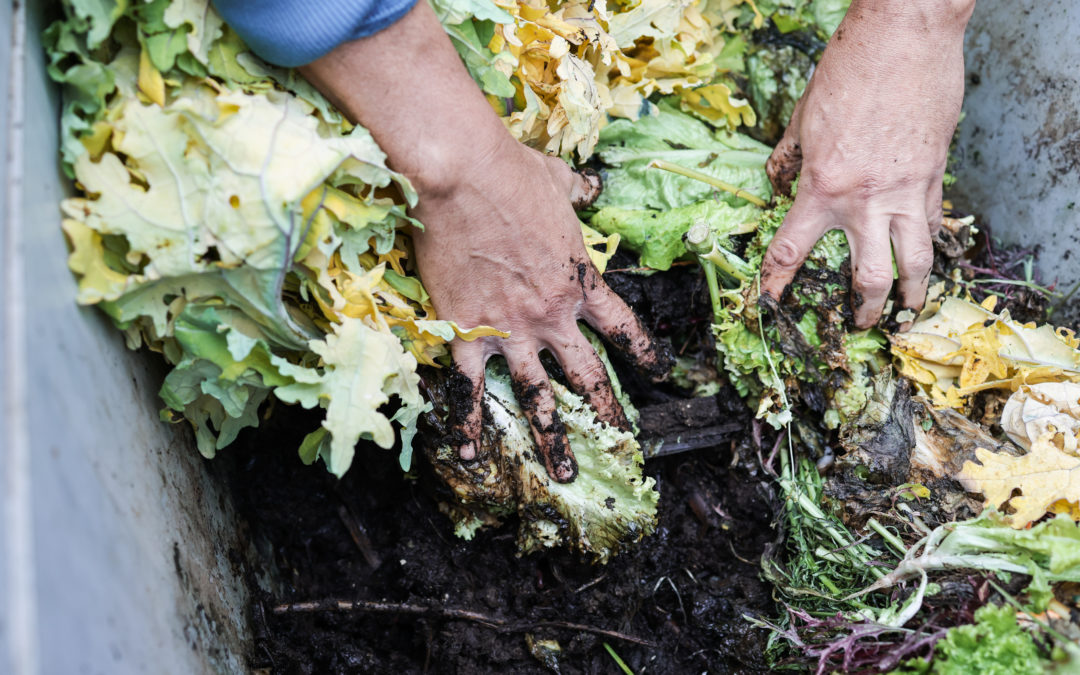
top-left (212, 0), bottom-right (419, 68)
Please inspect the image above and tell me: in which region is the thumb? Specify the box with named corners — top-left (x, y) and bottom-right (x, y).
top-left (765, 101), bottom-right (804, 197)
top-left (543, 154), bottom-right (603, 209)
top-left (568, 168), bottom-right (603, 209)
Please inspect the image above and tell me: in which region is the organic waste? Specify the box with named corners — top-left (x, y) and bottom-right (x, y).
top-left (47, 0), bottom-right (1080, 672)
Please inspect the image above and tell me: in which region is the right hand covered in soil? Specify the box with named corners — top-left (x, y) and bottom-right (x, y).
top-left (299, 1), bottom-right (670, 483)
top-left (761, 0), bottom-right (976, 329)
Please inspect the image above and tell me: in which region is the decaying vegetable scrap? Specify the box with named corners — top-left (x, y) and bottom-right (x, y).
top-left (46, 0), bottom-right (1080, 671)
top-left (892, 295), bottom-right (1080, 409)
top-left (48, 0), bottom-right (824, 561)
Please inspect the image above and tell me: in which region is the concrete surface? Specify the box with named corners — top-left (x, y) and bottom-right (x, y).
top-left (1, 3), bottom-right (256, 674)
top-left (952, 0), bottom-right (1080, 295)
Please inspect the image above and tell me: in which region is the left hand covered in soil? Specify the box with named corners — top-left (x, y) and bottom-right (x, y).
top-left (300, 1), bottom-right (670, 482)
top-left (760, 0), bottom-right (975, 329)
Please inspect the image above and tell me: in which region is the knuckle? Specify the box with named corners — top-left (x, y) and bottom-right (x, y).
top-left (905, 247), bottom-right (935, 276)
top-left (766, 236), bottom-right (805, 269)
top-left (571, 357), bottom-right (608, 385)
top-left (802, 169), bottom-right (849, 199)
top-left (853, 265), bottom-right (894, 293)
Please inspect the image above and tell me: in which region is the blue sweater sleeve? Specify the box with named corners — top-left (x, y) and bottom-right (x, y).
top-left (212, 0), bottom-right (419, 68)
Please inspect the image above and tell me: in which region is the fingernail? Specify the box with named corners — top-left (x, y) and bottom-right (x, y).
top-left (458, 441), bottom-right (476, 461)
top-left (554, 460), bottom-right (577, 483)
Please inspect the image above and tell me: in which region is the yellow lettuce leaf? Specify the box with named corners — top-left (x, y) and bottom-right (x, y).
top-left (958, 432), bottom-right (1080, 528)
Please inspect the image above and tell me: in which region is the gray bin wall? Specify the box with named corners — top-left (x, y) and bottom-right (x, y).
top-left (0, 0), bottom-right (1076, 674)
top-left (2, 3), bottom-right (256, 674)
top-left (952, 0), bottom-right (1080, 294)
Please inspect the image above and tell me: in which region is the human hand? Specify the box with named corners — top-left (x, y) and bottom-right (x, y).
top-left (410, 135), bottom-right (670, 483)
top-left (761, 0), bottom-right (975, 328)
top-left (299, 0), bottom-right (669, 482)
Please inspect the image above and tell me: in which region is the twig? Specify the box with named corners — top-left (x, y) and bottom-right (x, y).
top-left (337, 505), bottom-right (381, 569)
top-left (271, 599), bottom-right (657, 647)
top-left (573, 574), bottom-right (608, 594)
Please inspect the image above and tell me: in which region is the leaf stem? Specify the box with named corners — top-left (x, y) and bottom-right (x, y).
top-left (648, 159), bottom-right (767, 207)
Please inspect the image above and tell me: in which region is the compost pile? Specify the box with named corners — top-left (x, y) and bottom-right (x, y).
top-left (46, 0), bottom-right (1080, 672)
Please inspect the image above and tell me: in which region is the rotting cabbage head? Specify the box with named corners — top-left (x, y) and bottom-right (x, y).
top-left (426, 361), bottom-right (657, 562)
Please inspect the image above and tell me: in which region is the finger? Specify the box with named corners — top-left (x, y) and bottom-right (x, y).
top-left (581, 280), bottom-right (673, 382)
top-left (925, 178), bottom-right (944, 236)
top-left (543, 155), bottom-right (603, 209)
top-left (758, 197), bottom-right (829, 302)
top-left (570, 168), bottom-right (603, 209)
top-left (891, 211), bottom-right (935, 317)
top-left (765, 100), bottom-right (804, 196)
top-left (846, 213), bottom-right (896, 329)
top-left (504, 348), bottom-right (577, 483)
top-left (550, 328), bottom-right (630, 431)
top-left (448, 341), bottom-right (486, 461)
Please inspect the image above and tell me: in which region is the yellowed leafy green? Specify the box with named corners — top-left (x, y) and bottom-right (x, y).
top-left (958, 433), bottom-right (1080, 528)
top-left (272, 318), bottom-right (427, 477)
top-left (1001, 382), bottom-right (1080, 455)
top-left (891, 296), bottom-right (1080, 410)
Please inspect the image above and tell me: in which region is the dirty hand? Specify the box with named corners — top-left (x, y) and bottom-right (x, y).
top-left (410, 137), bottom-right (668, 483)
top-left (300, 0), bottom-right (668, 482)
top-left (761, 0), bottom-right (975, 328)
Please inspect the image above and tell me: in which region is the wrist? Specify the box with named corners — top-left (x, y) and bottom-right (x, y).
top-left (847, 0), bottom-right (975, 33)
top-left (402, 120), bottom-right (517, 200)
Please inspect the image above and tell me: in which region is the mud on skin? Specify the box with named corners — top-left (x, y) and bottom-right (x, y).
top-left (512, 376), bottom-right (578, 482)
top-left (440, 364), bottom-right (479, 449)
top-left (765, 140), bottom-right (801, 196)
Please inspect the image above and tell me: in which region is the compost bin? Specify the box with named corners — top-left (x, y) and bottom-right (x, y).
top-left (2, 0), bottom-right (1079, 673)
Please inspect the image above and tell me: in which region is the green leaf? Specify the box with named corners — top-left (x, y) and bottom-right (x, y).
top-left (206, 27), bottom-right (262, 86)
top-left (812, 0), bottom-right (851, 38)
top-left (430, 0), bottom-right (513, 26)
top-left (590, 199), bottom-right (759, 271)
top-left (298, 428), bottom-right (330, 465)
top-left (67, 0), bottom-right (129, 49)
top-left (445, 20), bottom-right (517, 99)
top-left (161, 0), bottom-right (223, 65)
top-left (271, 318), bottom-right (424, 477)
top-left (593, 102), bottom-right (772, 213)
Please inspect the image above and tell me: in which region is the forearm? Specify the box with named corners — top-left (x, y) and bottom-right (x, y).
top-left (298, 1), bottom-right (508, 196)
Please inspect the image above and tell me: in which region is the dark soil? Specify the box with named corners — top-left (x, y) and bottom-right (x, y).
top-left (226, 256), bottom-right (780, 674)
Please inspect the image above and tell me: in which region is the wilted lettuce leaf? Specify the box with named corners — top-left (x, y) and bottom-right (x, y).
top-left (745, 44), bottom-right (814, 143)
top-left (590, 199), bottom-right (759, 271)
top-left (49, 0), bottom-right (443, 476)
top-left (428, 360), bottom-right (658, 562)
top-left (592, 102), bottom-right (772, 213)
top-left (444, 19), bottom-right (517, 98)
top-left (272, 318), bottom-right (427, 477)
top-left (740, 0), bottom-right (850, 39)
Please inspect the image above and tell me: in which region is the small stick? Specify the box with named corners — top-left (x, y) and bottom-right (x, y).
top-left (648, 159), bottom-right (767, 207)
top-left (337, 505), bottom-right (382, 569)
top-left (573, 574), bottom-right (608, 594)
top-left (272, 599), bottom-right (657, 647)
